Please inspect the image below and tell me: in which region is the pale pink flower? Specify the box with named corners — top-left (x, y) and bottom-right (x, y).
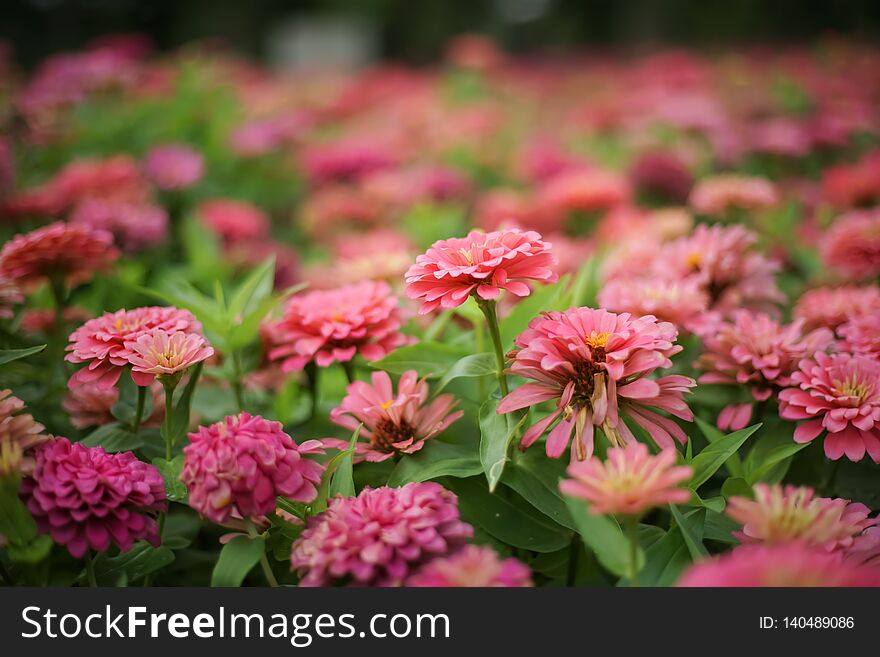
top-left (62, 381), bottom-right (164, 429)
top-left (560, 442), bottom-right (692, 516)
top-left (405, 229), bottom-right (557, 314)
top-left (0, 277), bottom-right (22, 319)
top-left (536, 169), bottom-right (632, 225)
top-left (821, 209), bottom-right (880, 281)
top-left (0, 390), bottom-right (48, 477)
top-left (779, 352), bottom-right (880, 463)
top-left (197, 199), bottom-right (269, 243)
top-left (406, 545), bottom-right (532, 587)
top-left (70, 199), bottom-right (168, 252)
top-left (143, 144), bottom-right (204, 190)
top-left (497, 308), bottom-right (695, 460)
top-left (307, 230), bottom-right (414, 289)
top-left (794, 285), bottom-right (880, 331)
top-left (689, 174), bottom-right (778, 216)
top-left (124, 329), bottom-right (214, 386)
top-left (598, 276), bottom-right (708, 332)
top-left (324, 370), bottom-right (463, 462)
top-left (839, 312), bottom-right (880, 360)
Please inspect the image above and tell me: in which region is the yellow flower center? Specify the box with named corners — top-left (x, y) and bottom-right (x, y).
top-left (585, 331), bottom-right (610, 350)
top-left (380, 399), bottom-right (395, 411)
top-left (685, 251), bottom-right (702, 269)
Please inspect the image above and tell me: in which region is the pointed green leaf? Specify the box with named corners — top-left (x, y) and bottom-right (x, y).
top-left (211, 535), bottom-right (265, 587)
top-left (689, 423), bottom-right (761, 490)
top-left (0, 344), bottom-right (46, 366)
top-left (387, 440), bottom-right (482, 486)
top-left (563, 495), bottom-right (641, 578)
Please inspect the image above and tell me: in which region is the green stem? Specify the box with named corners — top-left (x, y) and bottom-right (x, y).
top-left (231, 351), bottom-right (245, 412)
top-left (85, 550), bottom-right (98, 588)
top-left (245, 519), bottom-right (278, 587)
top-left (305, 362), bottom-right (319, 421)
top-left (566, 536), bottom-right (580, 587)
top-left (475, 317), bottom-right (486, 401)
top-left (626, 516), bottom-right (640, 587)
top-left (132, 385), bottom-right (147, 434)
top-left (48, 276), bottom-right (67, 329)
top-left (341, 360), bottom-right (356, 385)
top-left (477, 299), bottom-right (509, 396)
top-left (162, 382), bottom-right (175, 460)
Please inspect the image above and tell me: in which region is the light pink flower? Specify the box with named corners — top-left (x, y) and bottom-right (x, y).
top-left (822, 209), bottom-right (880, 281)
top-left (598, 276), bottom-right (708, 332)
top-left (62, 381), bottom-right (163, 430)
top-left (689, 174), bottom-right (778, 216)
top-left (839, 312), bottom-right (880, 360)
top-left (182, 413), bottom-right (325, 524)
top-left (406, 545), bottom-right (532, 587)
top-left (69, 199), bottom-right (168, 252)
top-left (0, 277), bottom-right (22, 319)
top-left (324, 370), bottom-right (463, 462)
top-left (498, 308), bottom-right (695, 460)
top-left (0, 390), bottom-right (48, 477)
top-left (779, 351), bottom-right (880, 463)
top-left (536, 169), bottom-right (631, 226)
top-left (197, 199), bottom-right (270, 243)
top-left (264, 281), bottom-right (410, 372)
top-left (143, 143), bottom-right (204, 190)
top-left (794, 285), bottom-right (880, 331)
top-left (124, 329), bottom-right (214, 386)
top-left (290, 482), bottom-right (473, 587)
top-left (405, 229), bottom-right (557, 314)
top-left (307, 230), bottom-right (414, 289)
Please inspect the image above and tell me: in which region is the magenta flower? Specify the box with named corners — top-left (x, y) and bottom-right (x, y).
top-left (560, 442), bottom-right (692, 516)
top-left (125, 329), bottom-right (214, 386)
top-left (779, 352), bottom-right (880, 463)
top-left (143, 144), bottom-right (204, 190)
top-left (405, 229), bottom-right (557, 314)
top-left (688, 174), bottom-right (778, 216)
top-left (839, 312), bottom-right (880, 360)
top-left (182, 413), bottom-right (325, 524)
top-left (406, 545), bottom-right (533, 587)
top-left (264, 281), bottom-right (411, 372)
top-left (822, 209), bottom-right (880, 281)
top-left (66, 306), bottom-right (203, 390)
top-left (497, 308), bottom-right (695, 460)
top-left (324, 370), bottom-right (463, 462)
top-left (20, 438), bottom-right (166, 558)
top-left (794, 285), bottom-right (880, 331)
top-left (290, 483), bottom-right (473, 587)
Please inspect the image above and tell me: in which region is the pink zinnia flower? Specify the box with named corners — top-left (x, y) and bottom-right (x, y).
top-left (697, 311), bottom-right (833, 431)
top-left (66, 306), bottom-right (203, 390)
top-left (70, 199), bottom-right (168, 252)
top-left (794, 285), bottom-right (880, 331)
top-left (498, 308), bottom-right (695, 460)
top-left (597, 276), bottom-right (709, 332)
top-left (48, 155), bottom-right (150, 210)
top-left (290, 482), bottom-right (473, 587)
top-left (301, 139), bottom-right (396, 186)
top-left (689, 174), bottom-right (778, 216)
top-left (264, 281), bottom-right (410, 372)
top-left (124, 329), bottom-right (214, 386)
top-left (62, 381), bottom-right (163, 430)
top-left (182, 413), bottom-right (325, 524)
top-left (143, 144), bottom-right (204, 190)
top-left (0, 277), bottom-right (23, 319)
top-left (405, 229), bottom-right (557, 315)
top-left (839, 312), bottom-right (880, 360)
top-left (197, 199), bottom-right (270, 243)
top-left (324, 370), bottom-right (463, 462)
top-left (0, 390), bottom-right (47, 477)
top-left (536, 169), bottom-right (632, 224)
top-left (406, 545), bottom-right (532, 587)
top-left (822, 150), bottom-right (880, 209)
top-left (628, 150), bottom-right (694, 204)
top-left (779, 352), bottom-right (880, 463)
top-left (560, 442), bottom-right (692, 516)
top-left (822, 209), bottom-right (880, 281)
top-left (678, 543), bottom-right (880, 587)
top-left (20, 438), bottom-right (166, 558)
top-left (0, 222), bottom-right (118, 289)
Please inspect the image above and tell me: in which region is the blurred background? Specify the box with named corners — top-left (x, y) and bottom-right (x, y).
top-left (4, 0), bottom-right (880, 69)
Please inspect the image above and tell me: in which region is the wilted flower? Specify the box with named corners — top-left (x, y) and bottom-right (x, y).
top-left (406, 545), bottom-right (532, 587)
top-left (405, 229), bottom-right (557, 314)
top-left (70, 199), bottom-right (168, 252)
top-left (143, 144), bottom-right (204, 190)
top-left (290, 482), bottom-right (473, 586)
top-left (839, 312), bottom-right (880, 360)
top-left (689, 174), bottom-right (778, 216)
top-left (794, 285), bottom-right (880, 331)
top-left (125, 329), bottom-right (214, 386)
top-left (20, 438), bottom-right (166, 558)
top-left (498, 308), bottom-right (694, 460)
top-left (0, 390), bottom-right (47, 477)
top-left (324, 370), bottom-right (462, 462)
top-left (821, 209), bottom-right (880, 281)
top-left (182, 413), bottom-right (324, 524)
top-left (779, 351), bottom-right (880, 463)
top-left (560, 442), bottom-right (692, 516)
top-left (197, 199), bottom-right (270, 244)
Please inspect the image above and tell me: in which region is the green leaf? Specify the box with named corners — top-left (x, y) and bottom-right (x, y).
top-left (640, 527), bottom-right (691, 586)
top-left (387, 440), bottom-right (482, 486)
top-left (669, 504), bottom-right (708, 559)
top-left (501, 454), bottom-right (576, 531)
top-left (111, 370), bottom-right (152, 425)
top-left (94, 543), bottom-right (175, 584)
top-left (688, 423), bottom-right (761, 490)
top-left (164, 361), bottom-right (203, 446)
top-left (745, 433), bottom-right (810, 484)
top-left (7, 534), bottom-right (53, 563)
top-left (0, 344), bottom-right (46, 365)
top-left (228, 257), bottom-right (275, 319)
top-left (369, 342), bottom-right (469, 378)
top-left (152, 456), bottom-right (188, 502)
top-left (563, 495), bottom-right (641, 578)
top-left (81, 422), bottom-right (144, 452)
top-left (328, 424), bottom-right (361, 499)
top-left (500, 278), bottom-right (568, 347)
top-left (721, 477), bottom-right (753, 499)
top-left (211, 535), bottom-right (265, 587)
top-left (695, 416), bottom-right (744, 477)
top-left (479, 399), bottom-right (526, 492)
top-left (433, 352), bottom-right (495, 395)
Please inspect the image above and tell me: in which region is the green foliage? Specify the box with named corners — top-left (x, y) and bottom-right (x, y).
top-left (211, 535), bottom-right (265, 587)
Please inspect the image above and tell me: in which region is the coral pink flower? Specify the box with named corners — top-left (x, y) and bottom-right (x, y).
top-left (70, 199), bottom-right (168, 252)
top-left (264, 281), bottom-right (410, 372)
top-left (66, 306), bottom-right (203, 389)
top-left (794, 285), bottom-right (880, 331)
top-left (821, 209), bottom-right (880, 281)
top-left (62, 381), bottom-right (163, 430)
top-left (0, 277), bottom-right (23, 319)
top-left (307, 230), bottom-right (414, 289)
top-left (197, 199), bottom-right (269, 243)
top-left (301, 139), bottom-right (395, 186)
top-left (536, 169), bottom-right (631, 224)
top-left (44, 156), bottom-right (150, 211)
top-left (324, 370), bottom-right (463, 462)
top-left (779, 352), bottom-right (880, 463)
top-left (405, 229), bottom-right (557, 314)
top-left (143, 144), bottom-right (204, 190)
top-left (20, 438), bottom-right (166, 558)
top-left (182, 413), bottom-right (325, 524)
top-left (839, 312), bottom-right (880, 360)
top-left (406, 545), bottom-right (533, 587)
top-left (678, 543), bottom-right (880, 587)
top-left (727, 484), bottom-right (876, 552)
top-left (697, 311), bottom-right (833, 430)
top-left (561, 442), bottom-right (692, 516)
top-left (290, 482), bottom-right (473, 587)
top-left (124, 329), bottom-right (214, 386)
top-left (20, 307), bottom-right (90, 335)
top-left (0, 390), bottom-right (48, 477)
top-left (0, 222), bottom-right (118, 289)
top-left (822, 150), bottom-right (880, 209)
top-left (597, 277), bottom-right (708, 332)
top-left (498, 308), bottom-right (694, 460)
top-left (689, 174), bottom-right (778, 216)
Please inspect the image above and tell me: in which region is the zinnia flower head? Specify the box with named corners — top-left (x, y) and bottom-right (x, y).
top-left (678, 543), bottom-right (880, 587)
top-left (821, 209), bottom-right (880, 281)
top-left (324, 370), bottom-right (463, 462)
top-left (628, 150), bottom-right (694, 204)
top-left (0, 390), bottom-right (48, 477)
top-left (66, 306), bottom-right (203, 390)
top-left (70, 199), bottom-right (168, 253)
top-left (197, 199), bottom-right (270, 243)
top-left (0, 222), bottom-right (118, 289)
top-left (20, 438), bottom-right (166, 558)
top-left (62, 381), bottom-right (163, 430)
top-left (182, 413), bottom-right (325, 524)
top-left (124, 329), bottom-right (214, 386)
top-left (794, 285), bottom-right (880, 331)
top-left (290, 482), bottom-right (473, 586)
top-left (727, 484), bottom-right (876, 552)
top-left (498, 307), bottom-right (695, 460)
top-left (779, 351), bottom-right (880, 463)
top-left (689, 174), bottom-right (778, 216)
top-left (822, 150), bottom-right (880, 209)
top-left (597, 276), bottom-right (708, 332)
top-left (405, 229), bottom-right (557, 315)
top-left (264, 281), bottom-right (410, 372)
top-left (406, 545), bottom-right (532, 587)
top-left (143, 144), bottom-right (204, 190)
top-left (560, 442), bottom-right (692, 516)
top-left (838, 311), bottom-right (880, 360)
top-left (0, 276), bottom-right (23, 319)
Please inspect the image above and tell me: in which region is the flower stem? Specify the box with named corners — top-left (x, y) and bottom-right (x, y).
top-left (245, 519), bottom-right (278, 587)
top-left (305, 362), bottom-right (319, 421)
top-left (48, 275), bottom-right (67, 329)
top-left (132, 385), bottom-right (147, 434)
top-left (162, 382), bottom-right (175, 460)
top-left (231, 351), bottom-right (245, 412)
top-left (626, 516), bottom-right (640, 587)
top-left (566, 536), bottom-right (581, 587)
top-left (476, 299), bottom-right (509, 396)
top-left (85, 550), bottom-right (98, 587)
top-left (341, 360), bottom-right (356, 385)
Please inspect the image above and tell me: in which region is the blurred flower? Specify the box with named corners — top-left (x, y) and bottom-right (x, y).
top-left (689, 174), bottom-right (778, 216)
top-left (498, 308), bottom-right (694, 460)
top-left (197, 199), bottom-right (269, 244)
top-left (821, 209), bottom-right (880, 281)
top-left (405, 229), bottom-right (557, 314)
top-left (598, 276), bottom-right (708, 332)
top-left (125, 329), bottom-right (214, 386)
top-left (182, 413), bottom-right (324, 524)
top-left (794, 285), bottom-right (880, 331)
top-left (560, 442), bottom-right (692, 516)
top-left (0, 390), bottom-right (47, 478)
top-left (446, 34), bottom-right (504, 72)
top-left (70, 199), bottom-right (168, 252)
top-left (49, 155), bottom-right (150, 210)
top-left (62, 381), bottom-right (163, 430)
top-left (19, 307), bottom-right (91, 335)
top-left (0, 277), bottom-right (22, 319)
top-left (474, 189), bottom-right (538, 231)
top-left (629, 150), bottom-right (694, 204)
top-left (143, 144), bottom-right (204, 190)
top-left (779, 351), bottom-right (880, 463)
top-left (229, 113), bottom-right (311, 156)
top-left (264, 281), bottom-right (410, 371)
top-left (838, 311), bottom-right (880, 360)
top-left (301, 139), bottom-right (396, 186)
top-left (822, 149), bottom-right (880, 209)
top-left (306, 230), bottom-right (413, 289)
top-left (406, 545), bottom-right (532, 587)
top-left (535, 169), bottom-right (631, 231)
top-left (324, 370), bottom-right (462, 462)
top-left (0, 137), bottom-right (13, 195)
top-left (290, 482), bottom-right (473, 587)
top-left (544, 234), bottom-right (594, 277)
